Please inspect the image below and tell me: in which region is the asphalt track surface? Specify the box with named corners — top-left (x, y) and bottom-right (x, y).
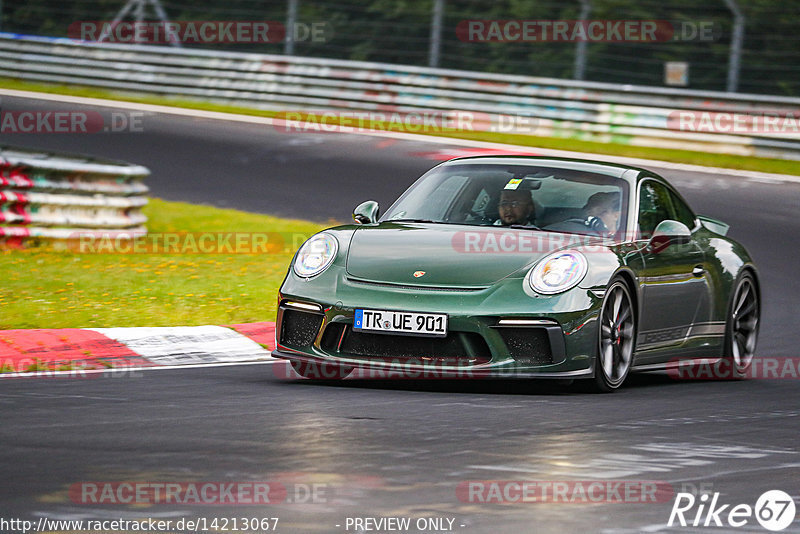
top-left (2, 95), bottom-right (800, 533)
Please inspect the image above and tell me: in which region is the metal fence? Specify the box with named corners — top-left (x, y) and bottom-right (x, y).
top-left (0, 143), bottom-right (149, 240)
top-left (2, 0), bottom-right (799, 96)
top-left (1, 33), bottom-right (799, 160)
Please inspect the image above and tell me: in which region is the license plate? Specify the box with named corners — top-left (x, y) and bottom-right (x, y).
top-left (354, 309), bottom-right (447, 337)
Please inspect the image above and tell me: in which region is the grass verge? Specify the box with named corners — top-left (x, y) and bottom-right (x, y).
top-left (2, 77), bottom-right (800, 176)
top-left (0, 199), bottom-right (329, 329)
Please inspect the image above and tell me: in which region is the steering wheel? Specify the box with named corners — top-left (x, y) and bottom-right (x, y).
top-left (586, 216), bottom-right (609, 235)
top-left (465, 208), bottom-right (495, 225)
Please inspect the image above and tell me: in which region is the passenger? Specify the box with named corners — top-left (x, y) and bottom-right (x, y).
top-left (543, 191), bottom-right (621, 236)
top-left (583, 191), bottom-right (621, 235)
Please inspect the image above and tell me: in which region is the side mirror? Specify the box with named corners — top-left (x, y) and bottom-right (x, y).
top-left (650, 220), bottom-right (691, 249)
top-left (353, 200), bottom-right (380, 224)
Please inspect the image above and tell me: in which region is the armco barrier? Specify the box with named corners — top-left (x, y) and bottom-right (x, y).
top-left (0, 144), bottom-right (149, 240)
top-left (0, 33), bottom-right (799, 159)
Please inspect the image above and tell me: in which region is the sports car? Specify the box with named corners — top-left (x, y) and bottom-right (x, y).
top-left (272, 156), bottom-right (760, 391)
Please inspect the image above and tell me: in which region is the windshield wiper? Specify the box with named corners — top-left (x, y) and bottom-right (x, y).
top-left (389, 218), bottom-right (441, 224)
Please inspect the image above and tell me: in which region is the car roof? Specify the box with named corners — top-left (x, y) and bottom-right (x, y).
top-left (439, 155), bottom-right (655, 181)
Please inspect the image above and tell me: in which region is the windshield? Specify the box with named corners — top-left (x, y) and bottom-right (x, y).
top-left (382, 163), bottom-right (630, 237)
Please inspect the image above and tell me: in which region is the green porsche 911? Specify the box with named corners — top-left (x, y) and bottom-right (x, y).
top-left (272, 156), bottom-right (759, 391)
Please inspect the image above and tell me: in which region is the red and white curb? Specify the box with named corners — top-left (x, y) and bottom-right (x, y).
top-left (0, 322), bottom-right (276, 377)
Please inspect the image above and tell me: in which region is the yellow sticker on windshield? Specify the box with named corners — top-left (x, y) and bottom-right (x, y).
top-left (504, 178), bottom-right (522, 190)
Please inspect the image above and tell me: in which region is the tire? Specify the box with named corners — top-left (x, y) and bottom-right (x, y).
top-left (590, 278), bottom-right (637, 392)
top-left (291, 360), bottom-right (353, 380)
top-left (721, 271), bottom-right (759, 379)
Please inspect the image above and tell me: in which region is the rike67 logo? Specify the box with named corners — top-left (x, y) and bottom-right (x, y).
top-left (669, 490), bottom-right (796, 531)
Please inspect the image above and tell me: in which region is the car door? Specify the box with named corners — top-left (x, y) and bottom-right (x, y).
top-left (635, 179), bottom-right (711, 356)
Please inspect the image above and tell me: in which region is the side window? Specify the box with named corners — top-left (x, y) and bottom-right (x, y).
top-left (638, 182), bottom-right (672, 237)
top-left (667, 189), bottom-right (696, 229)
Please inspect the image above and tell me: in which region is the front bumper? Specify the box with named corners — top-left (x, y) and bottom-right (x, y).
top-left (273, 267), bottom-right (602, 378)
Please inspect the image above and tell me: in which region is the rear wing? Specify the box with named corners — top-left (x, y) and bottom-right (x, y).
top-left (698, 215), bottom-right (730, 236)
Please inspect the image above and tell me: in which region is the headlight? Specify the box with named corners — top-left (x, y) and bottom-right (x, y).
top-left (293, 233), bottom-right (338, 278)
top-left (527, 250), bottom-right (588, 295)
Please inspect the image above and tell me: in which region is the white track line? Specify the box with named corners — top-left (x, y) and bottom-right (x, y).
top-left (2, 87), bottom-right (799, 184)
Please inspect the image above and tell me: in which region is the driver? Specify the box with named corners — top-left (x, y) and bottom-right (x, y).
top-left (496, 189), bottom-right (535, 226)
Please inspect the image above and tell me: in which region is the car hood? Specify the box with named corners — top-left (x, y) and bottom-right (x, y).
top-left (345, 222), bottom-right (595, 287)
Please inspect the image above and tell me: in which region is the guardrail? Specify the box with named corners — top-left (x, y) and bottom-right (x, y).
top-left (0, 144), bottom-right (149, 241)
top-left (1, 33), bottom-right (799, 160)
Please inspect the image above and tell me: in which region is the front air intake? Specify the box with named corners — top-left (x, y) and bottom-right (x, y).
top-left (495, 327), bottom-right (554, 365)
top-left (279, 308), bottom-right (323, 348)
top-left (321, 324), bottom-right (491, 365)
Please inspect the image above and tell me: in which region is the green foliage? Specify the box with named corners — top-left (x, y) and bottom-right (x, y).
top-left (0, 199), bottom-right (328, 329)
top-left (1, 0), bottom-right (797, 94)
